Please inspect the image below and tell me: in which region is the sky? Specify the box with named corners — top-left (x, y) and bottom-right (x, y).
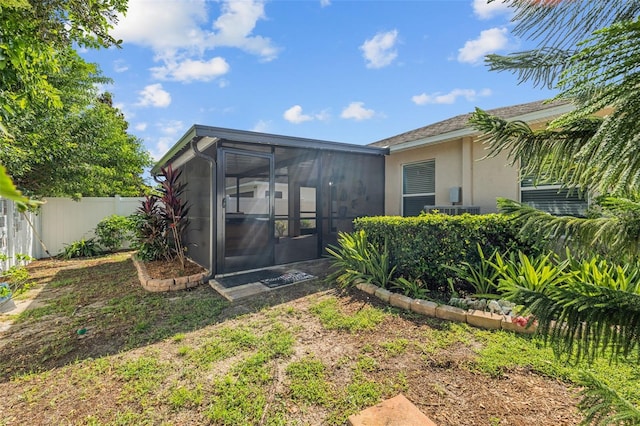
top-left (80, 0), bottom-right (558, 162)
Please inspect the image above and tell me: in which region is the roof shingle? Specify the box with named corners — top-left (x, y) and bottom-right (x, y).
top-left (369, 99), bottom-right (571, 148)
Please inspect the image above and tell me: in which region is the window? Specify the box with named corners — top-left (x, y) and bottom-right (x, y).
top-left (520, 174), bottom-right (588, 217)
top-left (402, 160), bottom-right (435, 216)
top-left (264, 190), bottom-right (283, 199)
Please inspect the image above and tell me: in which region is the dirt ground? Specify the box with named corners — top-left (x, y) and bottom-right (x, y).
top-left (0, 253), bottom-right (583, 425)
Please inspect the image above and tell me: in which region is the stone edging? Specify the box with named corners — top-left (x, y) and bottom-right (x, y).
top-left (132, 257), bottom-right (207, 292)
top-left (355, 281), bottom-right (537, 334)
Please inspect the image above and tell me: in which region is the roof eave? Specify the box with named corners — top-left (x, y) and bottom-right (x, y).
top-left (151, 125), bottom-right (389, 174)
top-left (151, 125), bottom-right (199, 175)
top-left (388, 102), bottom-right (575, 153)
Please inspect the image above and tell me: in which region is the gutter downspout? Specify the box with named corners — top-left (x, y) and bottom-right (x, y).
top-left (191, 138), bottom-right (217, 280)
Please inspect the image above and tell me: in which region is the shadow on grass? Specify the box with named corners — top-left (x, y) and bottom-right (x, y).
top-left (0, 253), bottom-right (333, 382)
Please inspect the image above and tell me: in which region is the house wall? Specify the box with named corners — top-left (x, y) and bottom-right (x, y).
top-left (470, 139), bottom-right (519, 213)
top-left (384, 136), bottom-right (518, 216)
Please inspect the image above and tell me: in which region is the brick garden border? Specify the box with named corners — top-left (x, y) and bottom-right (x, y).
top-left (132, 257), bottom-right (207, 292)
top-left (355, 281), bottom-right (537, 334)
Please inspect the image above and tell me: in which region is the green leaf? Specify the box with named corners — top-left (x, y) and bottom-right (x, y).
top-left (0, 164), bottom-right (40, 210)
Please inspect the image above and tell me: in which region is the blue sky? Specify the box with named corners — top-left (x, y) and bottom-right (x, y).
top-left (81, 0), bottom-right (557, 161)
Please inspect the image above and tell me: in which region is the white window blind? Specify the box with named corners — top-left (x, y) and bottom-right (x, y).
top-left (402, 160), bottom-right (435, 216)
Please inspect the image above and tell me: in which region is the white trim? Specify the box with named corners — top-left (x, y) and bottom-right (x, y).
top-left (390, 103), bottom-right (575, 153)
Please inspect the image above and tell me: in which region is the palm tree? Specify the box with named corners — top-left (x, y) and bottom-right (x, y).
top-left (469, 1), bottom-right (640, 423)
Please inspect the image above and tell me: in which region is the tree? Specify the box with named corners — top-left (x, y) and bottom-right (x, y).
top-left (469, 1), bottom-right (640, 423)
top-left (1, 48), bottom-right (151, 197)
top-left (0, 0), bottom-right (127, 127)
top-left (474, 0), bottom-right (640, 194)
top-left (0, 0), bottom-right (151, 198)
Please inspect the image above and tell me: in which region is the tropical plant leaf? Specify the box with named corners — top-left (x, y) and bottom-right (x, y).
top-left (578, 371), bottom-right (640, 426)
top-left (0, 165), bottom-right (40, 211)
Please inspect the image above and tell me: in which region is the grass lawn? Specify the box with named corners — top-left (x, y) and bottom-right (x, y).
top-left (0, 252), bottom-right (638, 425)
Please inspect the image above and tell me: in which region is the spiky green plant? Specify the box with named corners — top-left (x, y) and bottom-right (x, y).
top-left (445, 244), bottom-right (501, 297)
top-left (325, 230), bottom-right (396, 288)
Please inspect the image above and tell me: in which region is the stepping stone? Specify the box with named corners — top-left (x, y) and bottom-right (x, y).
top-left (347, 393), bottom-right (437, 426)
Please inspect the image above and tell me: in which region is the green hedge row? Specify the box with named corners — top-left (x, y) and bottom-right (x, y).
top-left (353, 214), bottom-right (535, 289)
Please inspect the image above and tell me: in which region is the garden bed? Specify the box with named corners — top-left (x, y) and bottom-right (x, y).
top-left (132, 256), bottom-right (208, 292)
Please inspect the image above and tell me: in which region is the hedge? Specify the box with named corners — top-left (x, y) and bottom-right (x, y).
top-left (353, 214), bottom-right (535, 290)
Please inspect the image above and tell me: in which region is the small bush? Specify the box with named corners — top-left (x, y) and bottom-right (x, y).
top-left (325, 230), bottom-right (395, 288)
top-left (445, 244), bottom-right (501, 297)
top-left (95, 215), bottom-right (134, 252)
top-left (391, 277), bottom-right (429, 299)
top-left (131, 196), bottom-right (171, 262)
top-left (62, 238), bottom-right (102, 259)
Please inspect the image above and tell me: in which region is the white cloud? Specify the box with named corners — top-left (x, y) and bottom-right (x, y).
top-left (136, 84), bottom-right (172, 108)
top-left (148, 120), bottom-right (187, 160)
top-left (283, 105), bottom-right (329, 124)
top-left (113, 59), bottom-right (129, 73)
top-left (320, 0), bottom-right (331, 7)
top-left (284, 105), bottom-right (313, 124)
top-left (457, 27), bottom-right (509, 64)
top-left (112, 0), bottom-right (278, 84)
top-left (412, 88), bottom-right (492, 105)
top-left (113, 0), bottom-right (279, 60)
top-left (157, 119), bottom-right (185, 135)
top-left (151, 57), bottom-right (230, 82)
top-left (149, 137), bottom-right (174, 161)
top-left (473, 0), bottom-right (511, 20)
top-left (252, 119), bottom-right (272, 133)
top-left (209, 0), bottom-right (279, 61)
top-left (134, 122), bottom-right (148, 131)
top-left (112, 0), bottom-right (209, 53)
top-left (341, 102), bottom-right (375, 121)
top-left (360, 30), bottom-right (398, 69)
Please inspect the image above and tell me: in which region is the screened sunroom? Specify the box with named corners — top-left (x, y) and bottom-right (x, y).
top-left (152, 125), bottom-right (388, 276)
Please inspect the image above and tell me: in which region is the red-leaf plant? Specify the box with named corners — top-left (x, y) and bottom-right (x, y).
top-left (154, 165), bottom-right (190, 269)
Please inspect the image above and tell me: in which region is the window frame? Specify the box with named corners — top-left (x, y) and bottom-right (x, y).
top-left (401, 159), bottom-right (436, 217)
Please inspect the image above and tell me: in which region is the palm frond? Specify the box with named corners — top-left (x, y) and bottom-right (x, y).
top-left (578, 371), bottom-right (640, 426)
top-left (498, 258), bottom-right (640, 364)
top-left (485, 48), bottom-right (575, 89)
top-left (497, 198), bottom-right (640, 261)
top-left (508, 0), bottom-right (640, 52)
top-left (486, 1), bottom-right (640, 88)
top-left (469, 108), bottom-right (601, 189)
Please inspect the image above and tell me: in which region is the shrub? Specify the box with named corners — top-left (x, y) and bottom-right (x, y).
top-left (325, 230), bottom-right (396, 288)
top-left (155, 164), bottom-right (190, 268)
top-left (0, 264), bottom-right (31, 295)
top-left (131, 196), bottom-right (171, 262)
top-left (391, 277), bottom-right (429, 299)
top-left (445, 244), bottom-right (501, 297)
top-left (492, 250), bottom-right (569, 296)
top-left (62, 238), bottom-right (102, 259)
top-left (131, 165), bottom-right (190, 264)
top-left (95, 214), bottom-right (134, 252)
top-left (354, 213), bottom-right (535, 291)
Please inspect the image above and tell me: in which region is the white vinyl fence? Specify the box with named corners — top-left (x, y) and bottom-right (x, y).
top-left (36, 196), bottom-right (144, 258)
top-left (0, 198), bottom-right (35, 270)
